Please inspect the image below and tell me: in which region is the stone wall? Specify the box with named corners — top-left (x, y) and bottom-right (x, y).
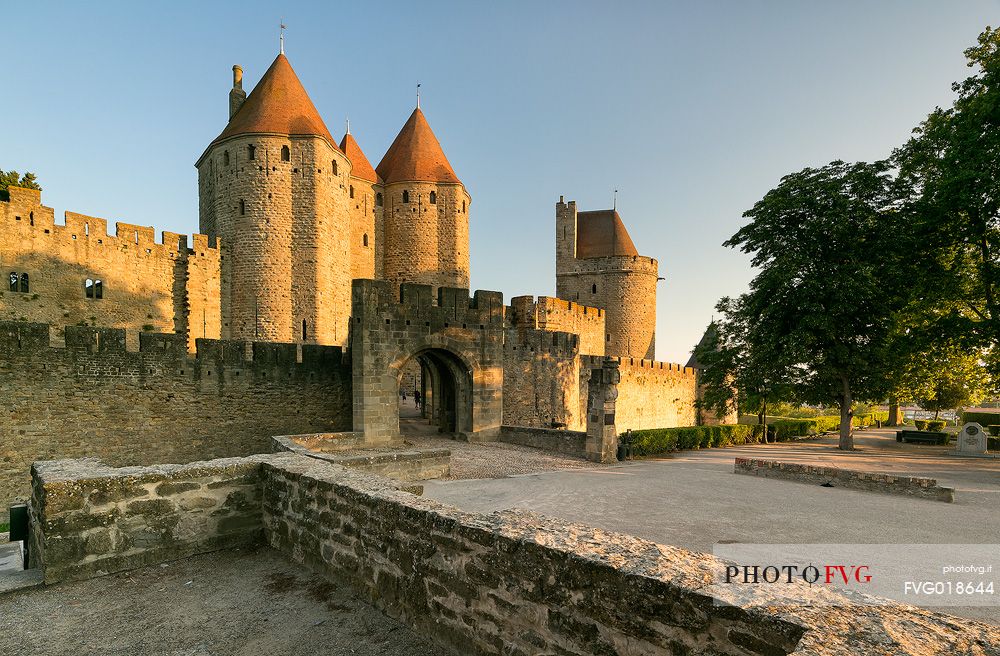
top-left (271, 434), bottom-right (450, 482)
top-left (29, 456), bottom-right (269, 583)
top-left (29, 454), bottom-right (1000, 655)
top-left (507, 295), bottom-right (605, 356)
top-left (0, 187), bottom-right (222, 352)
top-left (497, 425), bottom-right (587, 457)
top-left (579, 355), bottom-right (698, 431)
top-left (734, 458), bottom-right (956, 502)
top-left (502, 327), bottom-right (583, 430)
top-left (0, 321), bottom-right (352, 512)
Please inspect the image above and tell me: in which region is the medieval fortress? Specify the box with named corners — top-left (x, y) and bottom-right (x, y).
top-left (0, 52), bottom-right (727, 506)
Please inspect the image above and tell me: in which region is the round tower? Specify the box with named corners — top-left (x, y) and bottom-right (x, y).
top-left (376, 107), bottom-right (470, 292)
top-left (555, 201), bottom-right (659, 360)
top-left (196, 54), bottom-right (353, 346)
top-left (340, 126), bottom-right (383, 281)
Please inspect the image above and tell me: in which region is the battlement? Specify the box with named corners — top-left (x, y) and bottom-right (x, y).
top-left (507, 295), bottom-right (604, 329)
top-left (580, 354), bottom-right (696, 377)
top-left (2, 185), bottom-right (219, 255)
top-left (503, 327), bottom-right (579, 358)
top-left (351, 279), bottom-right (504, 329)
top-left (0, 320), bottom-right (347, 373)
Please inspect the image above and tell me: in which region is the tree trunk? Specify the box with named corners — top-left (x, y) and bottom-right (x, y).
top-left (934, 408), bottom-right (940, 420)
top-left (839, 376), bottom-right (854, 451)
top-left (886, 399), bottom-right (903, 427)
top-left (757, 400), bottom-right (769, 443)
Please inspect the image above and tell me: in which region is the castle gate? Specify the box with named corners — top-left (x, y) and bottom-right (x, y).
top-left (349, 280), bottom-right (504, 444)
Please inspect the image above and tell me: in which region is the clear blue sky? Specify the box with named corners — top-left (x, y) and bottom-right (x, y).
top-left (3, 1), bottom-right (996, 362)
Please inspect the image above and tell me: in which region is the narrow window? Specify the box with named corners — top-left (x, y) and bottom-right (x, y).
top-left (462, 200), bottom-right (466, 213)
top-left (592, 283), bottom-right (597, 294)
top-left (95, 279), bottom-right (103, 299)
top-left (375, 192), bottom-right (383, 207)
top-left (29, 212), bottom-right (34, 225)
top-left (281, 145), bottom-right (290, 161)
top-left (239, 199), bottom-right (246, 216)
top-left (134, 230), bottom-right (139, 244)
top-left (9, 272), bottom-right (17, 292)
top-left (429, 191), bottom-right (436, 204)
top-left (332, 160), bottom-right (338, 175)
top-left (302, 319), bottom-right (308, 341)
top-left (402, 190), bottom-right (410, 203)
top-left (19, 273), bottom-right (28, 293)
top-left (85, 222), bottom-right (90, 236)
top-left (248, 144), bottom-right (255, 160)
top-left (224, 150), bottom-right (230, 166)
top-left (607, 334), bottom-right (611, 342)
top-left (85, 278), bottom-right (94, 298)
top-left (350, 185), bottom-right (355, 199)
top-left (363, 233), bottom-right (369, 247)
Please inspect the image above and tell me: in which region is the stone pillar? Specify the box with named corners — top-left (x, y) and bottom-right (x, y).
top-left (586, 358), bottom-right (620, 463)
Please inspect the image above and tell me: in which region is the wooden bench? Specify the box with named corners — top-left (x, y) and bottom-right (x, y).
top-left (896, 430), bottom-right (949, 445)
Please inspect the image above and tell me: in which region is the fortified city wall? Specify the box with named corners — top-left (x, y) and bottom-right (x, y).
top-left (502, 326), bottom-right (583, 430)
top-left (580, 354), bottom-right (698, 431)
top-left (507, 295), bottom-right (605, 356)
top-left (0, 187), bottom-right (222, 352)
top-left (0, 320), bottom-right (352, 513)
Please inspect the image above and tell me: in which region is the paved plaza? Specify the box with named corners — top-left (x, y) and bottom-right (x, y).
top-left (423, 428), bottom-right (1000, 624)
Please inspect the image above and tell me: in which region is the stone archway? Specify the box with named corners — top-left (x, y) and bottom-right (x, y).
top-left (395, 347), bottom-right (472, 437)
top-left (350, 280), bottom-right (504, 445)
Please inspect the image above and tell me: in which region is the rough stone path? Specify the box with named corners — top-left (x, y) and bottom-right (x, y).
top-left (398, 414), bottom-right (608, 480)
top-left (0, 546), bottom-right (444, 656)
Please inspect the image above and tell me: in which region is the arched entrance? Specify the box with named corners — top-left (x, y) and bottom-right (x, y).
top-left (350, 280), bottom-right (504, 445)
top-left (396, 348), bottom-right (473, 437)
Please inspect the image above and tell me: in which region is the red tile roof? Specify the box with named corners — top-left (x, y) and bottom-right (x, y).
top-left (339, 132), bottom-right (379, 183)
top-left (210, 54), bottom-right (337, 151)
top-left (576, 210), bottom-right (639, 258)
top-left (376, 108), bottom-right (460, 184)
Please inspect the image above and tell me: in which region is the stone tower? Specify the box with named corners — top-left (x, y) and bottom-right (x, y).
top-left (555, 198), bottom-right (659, 360)
top-left (340, 127), bottom-right (382, 282)
top-left (196, 53), bottom-right (353, 346)
top-left (376, 107), bottom-right (470, 292)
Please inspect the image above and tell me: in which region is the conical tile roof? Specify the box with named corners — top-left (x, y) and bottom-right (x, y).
top-left (210, 54), bottom-right (337, 150)
top-left (340, 132), bottom-right (379, 183)
top-left (376, 108), bottom-right (460, 184)
top-left (575, 210), bottom-right (639, 258)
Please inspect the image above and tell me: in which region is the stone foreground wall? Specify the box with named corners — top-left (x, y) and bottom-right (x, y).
top-left (29, 456), bottom-right (269, 583)
top-left (28, 455), bottom-right (1000, 655)
top-left (0, 321), bottom-right (352, 514)
top-left (735, 458), bottom-right (956, 502)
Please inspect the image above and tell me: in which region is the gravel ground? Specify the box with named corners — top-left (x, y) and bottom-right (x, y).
top-left (0, 547), bottom-right (445, 656)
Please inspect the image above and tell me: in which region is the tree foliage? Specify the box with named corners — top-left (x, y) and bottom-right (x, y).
top-left (722, 160), bottom-right (913, 449)
top-left (0, 169), bottom-right (41, 201)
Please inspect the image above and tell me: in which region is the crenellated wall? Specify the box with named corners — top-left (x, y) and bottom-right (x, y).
top-left (507, 295), bottom-right (605, 356)
top-left (579, 355), bottom-right (698, 431)
top-left (0, 320), bottom-right (352, 513)
top-left (0, 187), bottom-right (222, 352)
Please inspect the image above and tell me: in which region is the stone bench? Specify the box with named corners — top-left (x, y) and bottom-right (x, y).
top-left (896, 430), bottom-right (949, 445)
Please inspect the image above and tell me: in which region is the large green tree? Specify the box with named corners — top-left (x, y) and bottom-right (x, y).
top-left (725, 160), bottom-right (913, 450)
top-left (0, 169), bottom-right (41, 201)
top-left (895, 27), bottom-right (1000, 374)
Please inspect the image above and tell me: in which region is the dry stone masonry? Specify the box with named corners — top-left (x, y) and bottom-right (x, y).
top-left (27, 455), bottom-right (1000, 656)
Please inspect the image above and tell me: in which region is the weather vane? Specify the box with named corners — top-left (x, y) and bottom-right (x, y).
top-left (280, 19), bottom-right (286, 54)
top-left (416, 83), bottom-right (421, 109)
top-left (613, 189), bottom-right (618, 211)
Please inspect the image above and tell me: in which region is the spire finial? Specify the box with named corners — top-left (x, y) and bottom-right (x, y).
top-left (279, 18), bottom-right (286, 54)
top-left (613, 189), bottom-right (618, 211)
top-left (416, 83), bottom-right (421, 109)
top-left (345, 117), bottom-right (350, 135)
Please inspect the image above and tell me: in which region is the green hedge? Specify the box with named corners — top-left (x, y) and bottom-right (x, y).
top-left (629, 424), bottom-right (766, 456)
top-left (962, 411), bottom-right (1000, 426)
top-left (988, 425), bottom-right (1000, 437)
